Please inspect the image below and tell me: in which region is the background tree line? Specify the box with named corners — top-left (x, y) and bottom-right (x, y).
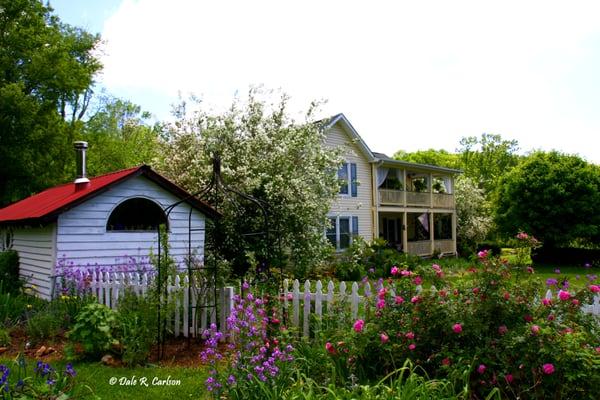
top-left (2, 0), bottom-right (598, 278)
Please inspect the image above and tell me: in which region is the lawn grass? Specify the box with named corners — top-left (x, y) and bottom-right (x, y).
top-left (0, 357), bottom-right (211, 400)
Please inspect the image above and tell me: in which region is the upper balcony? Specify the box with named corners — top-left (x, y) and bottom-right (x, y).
top-left (376, 166), bottom-right (456, 209)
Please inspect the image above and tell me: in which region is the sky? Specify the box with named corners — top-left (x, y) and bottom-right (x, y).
top-left (49, 0), bottom-right (600, 163)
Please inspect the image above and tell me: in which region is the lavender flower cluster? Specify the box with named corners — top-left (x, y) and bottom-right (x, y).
top-left (200, 284), bottom-right (294, 394)
top-left (54, 255), bottom-right (155, 296)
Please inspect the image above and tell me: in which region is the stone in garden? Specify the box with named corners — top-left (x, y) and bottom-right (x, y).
top-left (35, 346), bottom-right (47, 357)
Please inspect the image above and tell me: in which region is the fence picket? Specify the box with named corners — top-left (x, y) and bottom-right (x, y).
top-left (303, 280), bottom-right (311, 337)
top-left (292, 280), bottom-right (300, 327)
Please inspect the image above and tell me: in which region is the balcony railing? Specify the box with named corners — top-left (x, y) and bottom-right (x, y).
top-left (378, 189), bottom-right (455, 209)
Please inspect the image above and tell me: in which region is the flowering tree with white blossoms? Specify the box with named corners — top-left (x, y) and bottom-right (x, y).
top-left (157, 88), bottom-right (341, 277)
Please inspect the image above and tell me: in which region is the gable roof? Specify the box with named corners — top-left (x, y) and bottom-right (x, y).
top-left (325, 113), bottom-right (377, 162)
top-left (325, 114), bottom-right (461, 174)
top-left (0, 165), bottom-right (219, 225)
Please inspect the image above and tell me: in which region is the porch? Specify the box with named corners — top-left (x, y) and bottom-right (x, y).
top-left (378, 211), bottom-right (456, 257)
top-left (376, 167), bottom-right (455, 209)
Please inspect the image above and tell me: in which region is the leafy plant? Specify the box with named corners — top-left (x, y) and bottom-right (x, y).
top-left (0, 327), bottom-right (10, 347)
top-left (26, 309), bottom-right (62, 343)
top-left (68, 303), bottom-right (118, 357)
top-left (117, 289), bottom-right (157, 366)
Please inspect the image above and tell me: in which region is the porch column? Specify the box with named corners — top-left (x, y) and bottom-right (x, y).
top-left (429, 173), bottom-right (433, 207)
top-left (430, 212), bottom-right (435, 255)
top-left (372, 163), bottom-right (379, 240)
top-left (402, 169), bottom-right (407, 207)
top-left (452, 212), bottom-right (457, 255)
top-left (402, 211), bottom-right (408, 253)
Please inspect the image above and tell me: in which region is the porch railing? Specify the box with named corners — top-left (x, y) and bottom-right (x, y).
top-left (379, 189), bottom-right (454, 209)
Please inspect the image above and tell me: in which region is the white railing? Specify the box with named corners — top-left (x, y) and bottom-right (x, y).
top-left (407, 240), bottom-right (432, 256)
top-left (283, 279), bottom-right (600, 337)
top-left (434, 239), bottom-right (454, 254)
top-left (55, 271), bottom-right (234, 338)
top-left (406, 191), bottom-right (430, 206)
top-left (379, 189), bottom-right (404, 205)
top-left (432, 193), bottom-right (455, 208)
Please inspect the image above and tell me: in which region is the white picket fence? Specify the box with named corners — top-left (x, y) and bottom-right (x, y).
top-left (283, 279), bottom-right (600, 337)
top-left (55, 271), bottom-right (234, 338)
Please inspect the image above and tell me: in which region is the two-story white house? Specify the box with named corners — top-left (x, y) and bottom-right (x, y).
top-left (324, 114), bottom-right (461, 257)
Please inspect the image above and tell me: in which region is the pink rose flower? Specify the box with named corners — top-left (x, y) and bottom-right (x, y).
top-left (478, 250), bottom-right (489, 259)
top-left (505, 374), bottom-right (514, 384)
top-left (353, 319), bottom-right (364, 333)
top-left (376, 299), bottom-right (386, 309)
top-left (590, 285), bottom-right (600, 293)
top-left (477, 364), bottom-right (486, 374)
top-left (542, 298), bottom-right (552, 306)
top-left (413, 276), bottom-right (423, 285)
top-left (498, 325), bottom-right (508, 335)
top-left (572, 299), bottom-right (580, 306)
top-left (411, 295), bottom-right (421, 304)
top-left (531, 325), bottom-right (540, 335)
top-left (325, 342), bottom-right (335, 354)
top-left (380, 333), bottom-right (389, 343)
top-left (503, 292), bottom-right (510, 300)
top-left (405, 331), bottom-right (415, 340)
top-left (400, 270), bottom-right (412, 277)
top-left (542, 363), bottom-right (555, 375)
top-left (558, 290), bottom-right (570, 301)
top-left (408, 343), bottom-right (416, 351)
top-left (391, 266), bottom-right (399, 276)
top-left (395, 295), bottom-right (404, 304)
top-left (441, 357), bottom-right (451, 366)
top-left (377, 288), bottom-right (387, 299)
top-left (524, 314), bottom-right (533, 322)
top-left (452, 323), bottom-right (463, 334)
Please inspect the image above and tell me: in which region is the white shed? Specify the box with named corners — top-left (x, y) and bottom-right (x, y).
top-left (0, 157), bottom-right (218, 299)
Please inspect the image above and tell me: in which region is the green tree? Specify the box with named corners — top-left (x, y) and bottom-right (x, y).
top-left (393, 148), bottom-right (461, 169)
top-left (81, 95), bottom-right (161, 175)
top-left (458, 133), bottom-right (520, 194)
top-left (0, 0), bottom-right (101, 205)
top-left (157, 89), bottom-right (341, 277)
top-left (495, 151), bottom-right (600, 247)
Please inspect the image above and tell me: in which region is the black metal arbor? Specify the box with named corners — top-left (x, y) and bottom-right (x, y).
top-left (155, 155), bottom-right (276, 359)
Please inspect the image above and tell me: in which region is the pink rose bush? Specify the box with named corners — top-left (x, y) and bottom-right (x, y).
top-left (321, 240), bottom-right (600, 399)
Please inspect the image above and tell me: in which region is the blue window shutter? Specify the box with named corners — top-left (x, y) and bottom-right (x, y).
top-left (352, 216), bottom-right (359, 237)
top-left (350, 163), bottom-right (357, 197)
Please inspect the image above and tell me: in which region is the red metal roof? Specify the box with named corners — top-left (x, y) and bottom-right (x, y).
top-left (0, 166), bottom-right (218, 224)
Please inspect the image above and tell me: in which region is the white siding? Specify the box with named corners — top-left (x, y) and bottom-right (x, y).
top-left (56, 175), bottom-right (205, 274)
top-left (12, 224), bottom-right (56, 299)
top-left (324, 124), bottom-right (374, 241)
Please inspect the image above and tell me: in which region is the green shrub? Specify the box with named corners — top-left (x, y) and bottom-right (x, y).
top-left (68, 303), bottom-right (118, 357)
top-left (26, 309), bottom-right (62, 343)
top-left (0, 250), bottom-right (21, 294)
top-left (117, 290), bottom-right (157, 366)
top-left (0, 292), bottom-right (40, 327)
top-left (476, 241), bottom-right (502, 256)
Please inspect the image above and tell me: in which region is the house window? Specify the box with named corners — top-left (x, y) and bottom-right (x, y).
top-left (338, 162), bottom-right (358, 197)
top-left (107, 198), bottom-right (168, 231)
top-left (326, 216), bottom-right (359, 250)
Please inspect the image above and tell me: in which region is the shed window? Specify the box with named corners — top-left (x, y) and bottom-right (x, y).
top-left (107, 198), bottom-right (167, 231)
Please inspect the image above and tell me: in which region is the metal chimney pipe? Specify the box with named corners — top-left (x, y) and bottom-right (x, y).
top-left (74, 141), bottom-right (90, 188)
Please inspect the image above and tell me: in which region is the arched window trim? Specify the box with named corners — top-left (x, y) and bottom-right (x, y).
top-left (105, 196), bottom-right (169, 232)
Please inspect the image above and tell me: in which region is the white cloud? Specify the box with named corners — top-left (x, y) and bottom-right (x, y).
top-left (100, 0), bottom-right (600, 162)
